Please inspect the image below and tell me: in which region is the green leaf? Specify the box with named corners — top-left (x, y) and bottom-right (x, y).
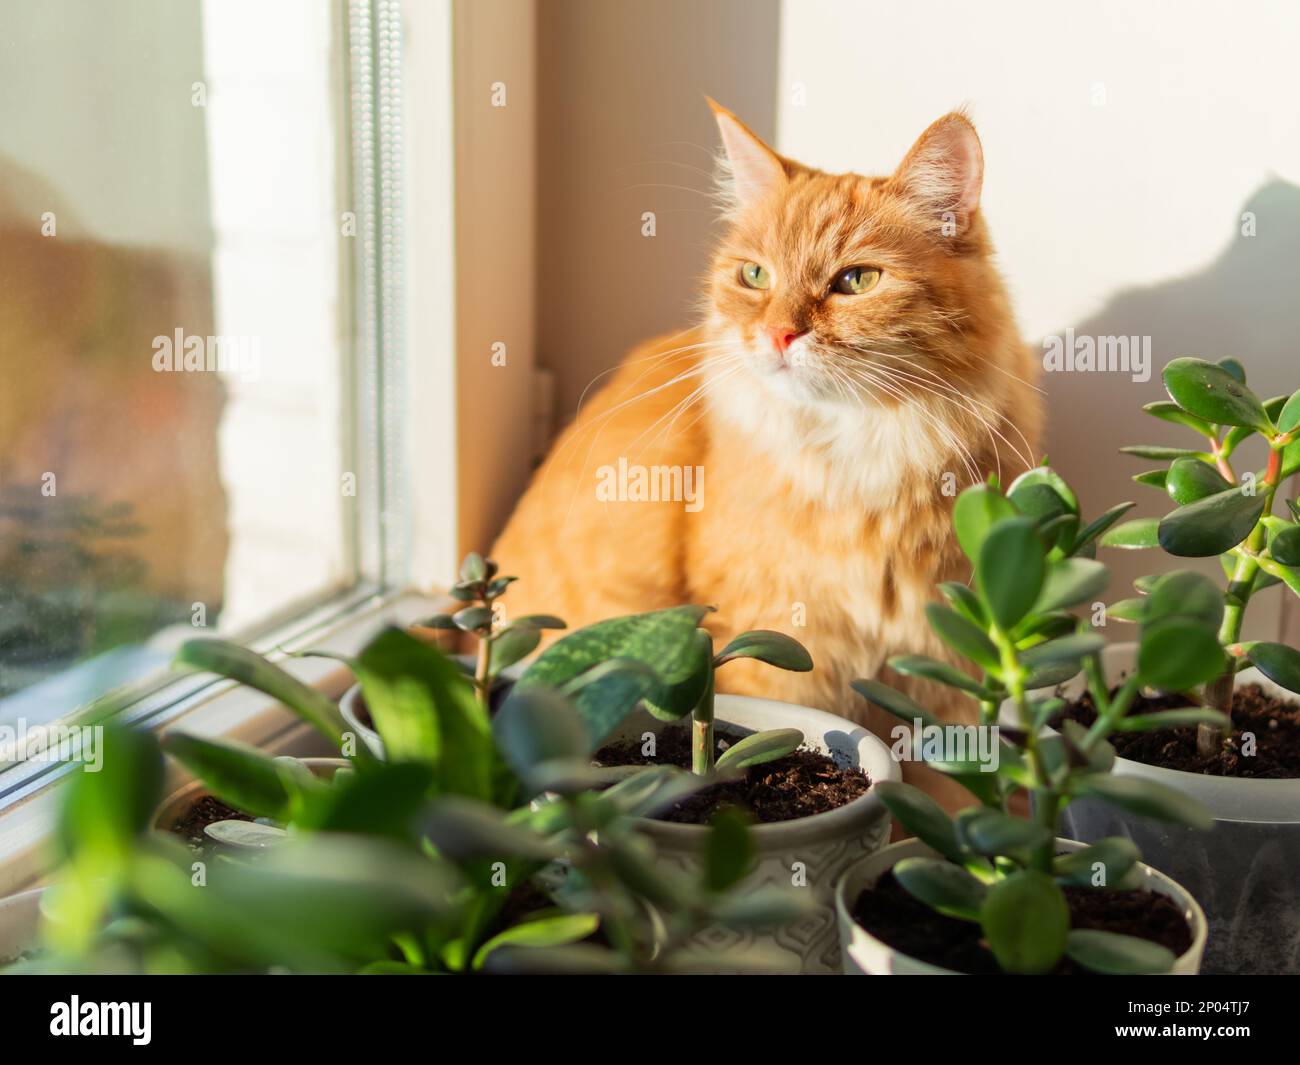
top-left (518, 606), bottom-right (711, 740)
top-left (873, 782), bottom-right (964, 863)
top-left (714, 727), bottom-right (803, 771)
top-left (955, 808), bottom-right (1052, 857)
top-left (492, 686), bottom-right (591, 782)
top-left (1053, 836), bottom-right (1140, 888)
top-left (703, 808), bottom-right (754, 892)
top-left (452, 606), bottom-right (493, 632)
top-left (850, 679), bottom-right (942, 730)
top-left (1144, 569), bottom-right (1225, 629)
top-left (472, 911), bottom-right (600, 971)
top-left (1065, 929), bottom-right (1176, 975)
top-left (980, 871), bottom-right (1069, 975)
top-left (160, 733), bottom-right (294, 821)
top-left (512, 614), bottom-right (567, 630)
top-left (1137, 616), bottom-right (1225, 691)
top-left (1142, 400), bottom-right (1215, 437)
top-left (888, 654), bottom-right (992, 698)
top-left (977, 517), bottom-right (1045, 630)
top-left (354, 627), bottom-right (497, 800)
top-left (925, 604), bottom-right (1000, 671)
top-left (1248, 642), bottom-right (1300, 696)
top-left (1277, 389), bottom-right (1300, 434)
top-left (1163, 356), bottom-right (1273, 432)
top-left (1019, 632), bottom-right (1105, 672)
top-left (421, 796), bottom-right (559, 861)
top-left (953, 483), bottom-right (1018, 563)
top-left (1033, 558), bottom-right (1109, 613)
top-left (1073, 501), bottom-right (1136, 552)
top-left (1120, 445), bottom-right (1209, 461)
top-left (459, 552), bottom-right (488, 582)
top-left (488, 624), bottom-right (542, 673)
top-left (1270, 525), bottom-right (1300, 566)
top-left (1115, 707), bottom-right (1232, 732)
top-left (1133, 470), bottom-right (1168, 489)
top-left (1165, 456), bottom-right (1233, 505)
top-left (713, 630), bottom-right (812, 672)
top-left (1217, 356), bottom-right (1247, 383)
top-left (892, 857), bottom-right (986, 921)
top-left (173, 639), bottom-right (346, 746)
top-left (1100, 517), bottom-right (1160, 549)
top-left (1076, 774), bottom-right (1214, 830)
top-left (1158, 486), bottom-right (1267, 557)
top-left (1106, 597), bottom-right (1146, 623)
top-left (938, 581), bottom-right (986, 625)
top-left (1008, 465), bottom-right (1079, 514)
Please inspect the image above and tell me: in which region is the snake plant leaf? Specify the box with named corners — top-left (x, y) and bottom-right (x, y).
top-left (1065, 929), bottom-right (1176, 974)
top-left (1158, 485), bottom-right (1266, 557)
top-left (980, 871), bottom-right (1069, 975)
top-left (1164, 456), bottom-right (1233, 505)
top-left (1163, 356), bottom-right (1273, 432)
top-left (892, 857), bottom-right (987, 921)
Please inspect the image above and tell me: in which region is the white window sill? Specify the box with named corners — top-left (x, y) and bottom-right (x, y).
top-left (0, 588), bottom-right (446, 898)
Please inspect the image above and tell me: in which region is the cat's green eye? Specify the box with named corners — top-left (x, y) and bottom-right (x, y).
top-left (833, 266), bottom-right (881, 295)
top-left (739, 261), bottom-right (770, 290)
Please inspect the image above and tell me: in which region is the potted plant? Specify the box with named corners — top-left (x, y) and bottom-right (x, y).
top-left (514, 605), bottom-right (899, 973)
top-left (843, 474), bottom-right (1211, 974)
top-left (339, 552), bottom-right (564, 754)
top-left (1065, 356), bottom-right (1300, 973)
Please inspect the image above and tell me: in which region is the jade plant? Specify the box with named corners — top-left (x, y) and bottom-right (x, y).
top-left (416, 552), bottom-right (566, 714)
top-left (91, 623), bottom-right (809, 974)
top-left (515, 605), bottom-right (813, 776)
top-left (1101, 356), bottom-right (1300, 756)
top-left (852, 471), bottom-right (1219, 974)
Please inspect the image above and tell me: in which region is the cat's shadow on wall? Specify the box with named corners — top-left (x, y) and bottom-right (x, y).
top-left (1043, 178), bottom-right (1300, 639)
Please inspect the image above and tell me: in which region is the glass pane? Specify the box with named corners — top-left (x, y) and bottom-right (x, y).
top-left (0, 0), bottom-right (353, 726)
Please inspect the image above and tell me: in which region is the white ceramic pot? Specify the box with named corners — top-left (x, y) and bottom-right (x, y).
top-left (604, 693), bottom-right (900, 974)
top-left (835, 837), bottom-right (1207, 975)
top-left (1046, 643), bottom-right (1300, 975)
top-left (0, 888), bottom-right (44, 967)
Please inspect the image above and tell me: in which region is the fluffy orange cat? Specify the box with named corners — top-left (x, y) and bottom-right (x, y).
top-left (491, 102), bottom-right (1042, 807)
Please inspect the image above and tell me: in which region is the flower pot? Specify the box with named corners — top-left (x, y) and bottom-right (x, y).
top-left (0, 887), bottom-right (44, 967)
top-left (1048, 643), bottom-right (1300, 975)
top-left (603, 693), bottom-right (900, 974)
top-left (339, 654), bottom-right (520, 758)
top-left (835, 837), bottom-right (1208, 974)
top-left (153, 756), bottom-right (350, 832)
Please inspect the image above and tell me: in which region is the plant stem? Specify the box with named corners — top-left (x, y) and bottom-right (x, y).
top-left (691, 672), bottom-right (715, 775)
top-left (997, 633), bottom-right (1054, 873)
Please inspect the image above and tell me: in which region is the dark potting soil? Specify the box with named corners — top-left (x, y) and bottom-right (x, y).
top-left (172, 795), bottom-right (254, 849)
top-left (593, 727), bottom-right (870, 824)
top-left (853, 869), bottom-right (1192, 974)
top-left (1056, 682), bottom-right (1300, 778)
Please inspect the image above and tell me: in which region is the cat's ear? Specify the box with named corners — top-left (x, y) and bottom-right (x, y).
top-left (708, 97), bottom-right (787, 209)
top-left (890, 112), bottom-right (984, 237)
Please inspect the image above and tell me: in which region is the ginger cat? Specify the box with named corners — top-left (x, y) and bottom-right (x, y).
top-left (491, 102), bottom-right (1041, 808)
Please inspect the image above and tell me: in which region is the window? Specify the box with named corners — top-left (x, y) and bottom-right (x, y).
top-left (0, 0), bottom-right (415, 777)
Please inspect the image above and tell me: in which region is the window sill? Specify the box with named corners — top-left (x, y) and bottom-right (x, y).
top-left (0, 587), bottom-right (446, 898)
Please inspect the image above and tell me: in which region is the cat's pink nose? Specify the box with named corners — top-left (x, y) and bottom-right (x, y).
top-left (765, 326), bottom-right (808, 354)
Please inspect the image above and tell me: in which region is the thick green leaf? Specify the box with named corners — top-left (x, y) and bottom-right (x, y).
top-left (1165, 456), bottom-right (1233, 505)
top-left (1120, 445), bottom-right (1208, 461)
top-left (1158, 486), bottom-right (1266, 557)
top-left (1142, 400), bottom-right (1214, 437)
top-left (980, 871), bottom-right (1069, 975)
top-left (174, 639), bottom-right (346, 745)
top-left (1033, 558), bottom-right (1109, 613)
top-left (1115, 707), bottom-right (1231, 732)
top-left (1163, 356), bottom-right (1273, 432)
top-left (978, 517), bottom-right (1045, 630)
top-left (850, 679), bottom-right (942, 730)
top-left (873, 782), bottom-right (964, 863)
top-left (892, 857), bottom-right (986, 921)
top-left (1106, 597), bottom-right (1146, 623)
top-left (953, 483), bottom-right (1018, 563)
top-left (518, 606), bottom-right (711, 739)
top-left (1019, 632), bottom-right (1105, 672)
top-left (956, 808), bottom-right (1052, 857)
top-left (354, 627), bottom-right (497, 800)
top-left (888, 654), bottom-right (992, 698)
top-left (1137, 616), bottom-right (1225, 691)
top-left (421, 797), bottom-right (559, 861)
top-left (1270, 525), bottom-right (1300, 566)
top-left (703, 808), bottom-right (754, 892)
top-left (1008, 465), bottom-right (1079, 514)
top-left (1073, 501), bottom-right (1136, 551)
top-left (1076, 774), bottom-right (1214, 830)
top-left (453, 606), bottom-right (493, 632)
top-left (1100, 517), bottom-right (1160, 549)
top-left (1133, 470), bottom-right (1168, 489)
top-left (1248, 642), bottom-right (1300, 695)
top-left (1217, 356), bottom-right (1247, 383)
top-left (492, 686), bottom-right (591, 781)
top-left (512, 614), bottom-right (567, 630)
top-left (459, 552), bottom-right (488, 582)
top-left (1065, 929), bottom-right (1176, 974)
top-left (713, 630), bottom-right (812, 672)
top-left (1053, 837), bottom-right (1140, 888)
top-left (488, 624), bottom-right (542, 673)
top-left (161, 733), bottom-right (292, 820)
top-left (472, 911), bottom-right (601, 971)
top-left (925, 603), bottom-right (1000, 671)
top-left (1277, 389), bottom-right (1300, 434)
top-left (938, 581), bottom-right (987, 625)
top-left (714, 727), bottom-right (803, 771)
top-left (1144, 569), bottom-right (1224, 628)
